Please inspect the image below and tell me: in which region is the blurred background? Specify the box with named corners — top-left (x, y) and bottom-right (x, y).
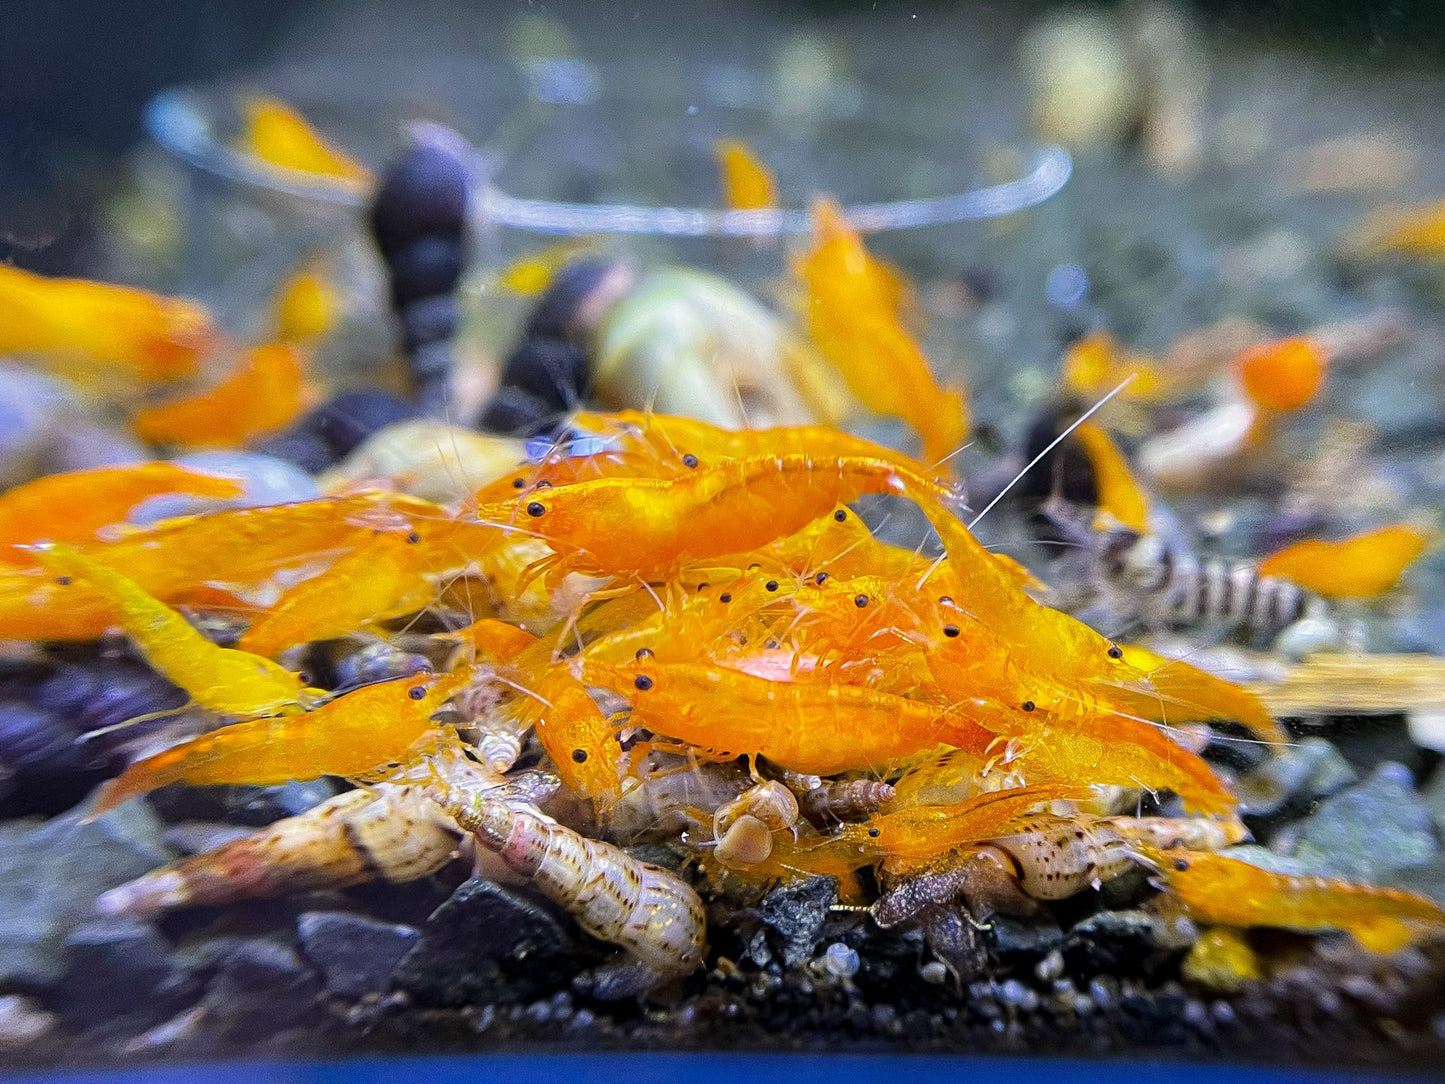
top-left (4, 0), bottom-right (1444, 275)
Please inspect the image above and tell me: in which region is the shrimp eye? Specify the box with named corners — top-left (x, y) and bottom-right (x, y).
top-left (815, 572), bottom-right (829, 584)
top-left (54, 575), bottom-right (72, 586)
top-left (942, 624), bottom-right (960, 638)
top-left (635, 647), bottom-right (655, 659)
top-left (854, 594), bottom-right (868, 608)
top-left (406, 531), bottom-right (420, 544)
top-left (834, 509), bottom-right (847, 522)
top-left (939, 595), bottom-right (954, 606)
top-left (1107, 645), bottom-right (1123, 659)
top-left (408, 686), bottom-right (427, 700)
top-left (526, 501), bottom-right (547, 517)
top-left (1173, 858), bottom-right (1190, 872)
top-left (719, 592), bottom-right (732, 603)
top-left (1021, 700), bottom-right (1035, 712)
top-left (765, 580), bottom-right (779, 592)
top-left (681, 453), bottom-right (699, 468)
top-left (765, 638), bottom-right (780, 649)
top-left (512, 477), bottom-right (526, 488)
top-left (634, 675), bottom-right (654, 691)
top-left (867, 827), bottom-right (881, 838)
top-left (536, 479), bottom-right (553, 489)
top-left (571, 748), bottom-right (589, 763)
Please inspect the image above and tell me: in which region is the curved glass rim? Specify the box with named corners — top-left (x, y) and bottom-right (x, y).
top-left (144, 84), bottom-right (1072, 237)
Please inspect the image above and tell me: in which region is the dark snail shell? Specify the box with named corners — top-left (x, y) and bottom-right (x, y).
top-left (369, 126), bottom-right (472, 417)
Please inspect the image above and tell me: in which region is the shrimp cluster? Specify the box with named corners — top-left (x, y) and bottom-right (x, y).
top-left (2, 108), bottom-right (1440, 1015)
top-left (5, 403), bottom-right (1438, 1001)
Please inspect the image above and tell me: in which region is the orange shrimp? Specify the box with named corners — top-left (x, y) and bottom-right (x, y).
top-left (240, 94), bottom-right (371, 187)
top-left (580, 657), bottom-right (994, 777)
top-left (977, 709), bottom-right (1238, 816)
top-left (91, 668), bottom-right (470, 815)
top-left (1349, 198), bottom-right (1445, 259)
top-left (525, 665), bottom-right (631, 804)
top-left (0, 263), bottom-right (213, 382)
top-left (1061, 331), bottom-right (1172, 404)
top-left (441, 616), bottom-right (544, 667)
top-left (566, 409), bottom-right (945, 483)
top-left (796, 198), bottom-right (968, 467)
top-left (0, 494), bottom-right (423, 641)
top-left (135, 342), bottom-right (309, 448)
top-left (473, 452), bottom-right (952, 585)
top-left (1073, 422), bottom-right (1150, 533)
top-left (273, 262), bottom-right (338, 343)
top-left (1106, 644), bottom-right (1284, 746)
top-left (33, 543), bottom-right (325, 717)
top-left (1236, 335), bottom-right (1329, 413)
top-left (746, 784), bottom-right (1072, 883)
top-left (237, 530), bottom-right (435, 658)
top-left (1257, 524), bottom-right (1429, 598)
top-left (922, 504), bottom-right (1279, 743)
top-left (0, 463), bottom-right (242, 550)
top-left (1154, 849), bottom-right (1445, 954)
top-left (715, 138), bottom-right (778, 211)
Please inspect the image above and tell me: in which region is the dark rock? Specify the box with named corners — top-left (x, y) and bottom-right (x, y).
top-left (297, 911), bottom-right (421, 999)
top-left (757, 876), bottom-right (837, 969)
top-left (250, 429), bottom-right (335, 474)
top-left (0, 657), bottom-right (188, 817)
top-left (196, 937), bottom-right (322, 1038)
top-left (148, 779), bottom-right (338, 828)
top-left (921, 907), bottom-right (989, 986)
top-left (1061, 910), bottom-right (1191, 977)
top-left (57, 918), bottom-right (200, 1031)
top-left (391, 878), bottom-right (579, 1006)
top-left (0, 804), bottom-right (170, 989)
top-left (986, 913), bottom-right (1066, 962)
top-left (494, 339), bottom-right (589, 414)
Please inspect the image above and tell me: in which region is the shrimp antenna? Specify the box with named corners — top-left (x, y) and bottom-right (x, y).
top-left (928, 439), bottom-right (975, 474)
top-left (967, 376), bottom-right (1135, 531)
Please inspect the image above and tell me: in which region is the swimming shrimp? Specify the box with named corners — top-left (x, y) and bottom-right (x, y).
top-left (237, 529), bottom-right (436, 658)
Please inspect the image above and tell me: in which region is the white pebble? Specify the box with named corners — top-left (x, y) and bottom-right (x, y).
top-left (821, 942), bottom-right (859, 978)
top-left (920, 960), bottom-right (949, 985)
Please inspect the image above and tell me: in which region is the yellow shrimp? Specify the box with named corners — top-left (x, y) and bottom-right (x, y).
top-left (1154, 849), bottom-right (1445, 954)
top-left (33, 543), bottom-right (324, 716)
